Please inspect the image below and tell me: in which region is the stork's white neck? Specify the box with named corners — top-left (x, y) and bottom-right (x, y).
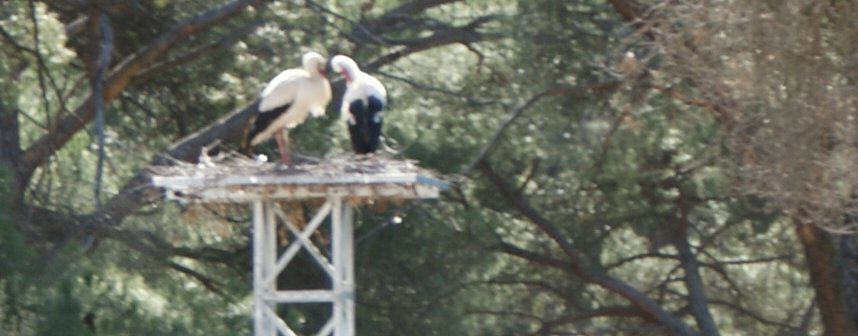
top-left (332, 55), bottom-right (361, 83)
top-left (301, 52), bottom-right (326, 77)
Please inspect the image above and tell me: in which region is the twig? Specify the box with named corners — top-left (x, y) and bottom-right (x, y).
top-left (533, 306), bottom-right (649, 335)
top-left (375, 70), bottom-right (497, 106)
top-left (165, 260), bottom-right (225, 295)
top-left (134, 20), bottom-right (266, 83)
top-left (0, 19), bottom-right (67, 130)
top-left (28, 0), bottom-right (51, 125)
top-left (460, 83), bottom-right (620, 177)
top-left (792, 299), bottom-right (815, 336)
top-left (305, 0), bottom-right (387, 45)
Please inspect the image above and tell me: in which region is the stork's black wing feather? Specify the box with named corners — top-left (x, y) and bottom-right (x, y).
top-left (347, 96), bottom-right (384, 154)
top-left (242, 103), bottom-right (291, 150)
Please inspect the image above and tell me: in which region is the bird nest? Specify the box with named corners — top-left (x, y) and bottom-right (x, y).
top-left (149, 151), bottom-right (428, 178)
top-left (148, 151), bottom-right (448, 203)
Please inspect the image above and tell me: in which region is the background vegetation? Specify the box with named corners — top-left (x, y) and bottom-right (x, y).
top-left (2, 0), bottom-right (857, 335)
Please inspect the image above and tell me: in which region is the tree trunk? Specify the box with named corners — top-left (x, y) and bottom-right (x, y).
top-left (0, 94), bottom-right (24, 207)
top-left (675, 226), bottom-right (720, 335)
top-left (795, 219), bottom-right (858, 336)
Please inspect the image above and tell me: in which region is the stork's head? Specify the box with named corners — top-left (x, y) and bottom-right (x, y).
top-left (331, 55), bottom-right (360, 83)
top-left (302, 52), bottom-right (327, 77)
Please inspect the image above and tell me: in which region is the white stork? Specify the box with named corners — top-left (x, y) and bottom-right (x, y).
top-left (331, 55), bottom-right (387, 154)
top-left (243, 51), bottom-right (332, 164)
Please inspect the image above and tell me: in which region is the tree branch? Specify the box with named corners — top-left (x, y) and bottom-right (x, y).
top-left (105, 227), bottom-right (225, 295)
top-left (478, 161), bottom-right (580, 261)
top-left (464, 308), bottom-right (543, 323)
top-left (604, 252), bottom-right (678, 270)
top-left (375, 70), bottom-right (496, 106)
top-left (92, 13), bottom-right (113, 208)
top-left (482, 278), bottom-right (567, 298)
top-left (479, 161), bottom-right (700, 336)
top-left (91, 101), bottom-right (258, 234)
top-left (25, 1), bottom-right (480, 248)
top-left (19, 0), bottom-right (262, 181)
top-left (534, 306), bottom-right (651, 335)
top-left (380, 0), bottom-right (461, 20)
top-left (607, 0), bottom-right (648, 22)
top-left (0, 15), bottom-right (69, 126)
top-left (112, 227), bottom-right (248, 272)
top-left (675, 196), bottom-right (720, 336)
top-left (460, 82), bottom-right (621, 176)
top-left (706, 298), bottom-right (797, 330)
top-left (28, 0), bottom-right (52, 125)
top-left (134, 20), bottom-right (266, 84)
top-left (497, 242), bottom-right (571, 270)
top-left (362, 15), bottom-right (499, 71)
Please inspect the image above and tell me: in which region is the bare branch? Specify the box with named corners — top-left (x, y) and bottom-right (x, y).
top-left (64, 16), bottom-right (86, 37)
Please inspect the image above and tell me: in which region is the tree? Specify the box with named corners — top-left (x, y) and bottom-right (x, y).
top-left (643, 1), bottom-right (858, 334)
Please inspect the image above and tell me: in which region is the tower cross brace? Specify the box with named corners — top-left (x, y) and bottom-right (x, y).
top-left (251, 196), bottom-right (355, 336)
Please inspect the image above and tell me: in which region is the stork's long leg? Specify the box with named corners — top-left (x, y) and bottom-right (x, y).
top-left (274, 128), bottom-right (291, 165)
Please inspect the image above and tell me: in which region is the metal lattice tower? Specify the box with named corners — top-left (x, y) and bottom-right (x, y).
top-left (151, 156), bottom-right (447, 336)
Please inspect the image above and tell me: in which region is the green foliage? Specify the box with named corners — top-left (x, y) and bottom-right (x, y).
top-left (0, 0), bottom-right (838, 335)
top-left (0, 199), bottom-right (94, 335)
top-left (0, 211), bottom-right (32, 331)
top-left (36, 280), bottom-right (90, 336)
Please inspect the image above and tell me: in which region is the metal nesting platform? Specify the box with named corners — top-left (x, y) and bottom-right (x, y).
top-left (150, 153), bottom-right (448, 336)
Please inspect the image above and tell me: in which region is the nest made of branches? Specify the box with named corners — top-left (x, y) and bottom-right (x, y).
top-left (147, 151), bottom-right (434, 180)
